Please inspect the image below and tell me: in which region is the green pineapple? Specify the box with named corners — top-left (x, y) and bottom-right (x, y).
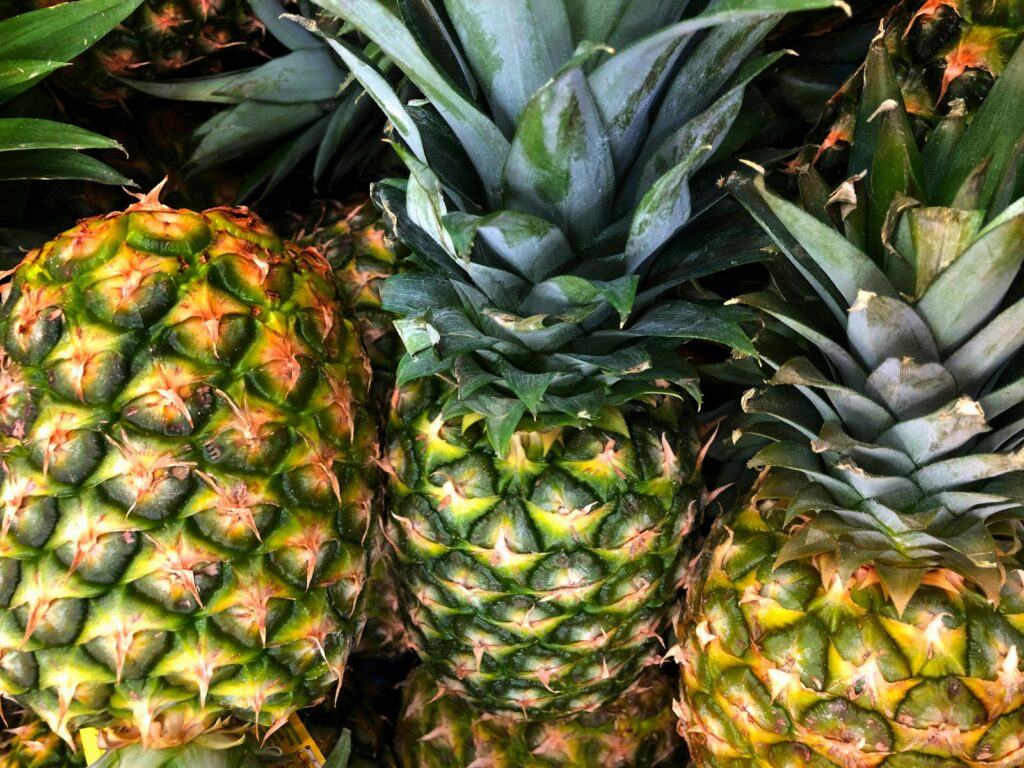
top-left (676, 27), bottom-right (1024, 768)
top-left (319, 0), bottom-right (837, 719)
top-left (0, 186), bottom-right (377, 754)
top-left (808, 0), bottom-right (1024, 178)
top-left (395, 666), bottom-right (681, 767)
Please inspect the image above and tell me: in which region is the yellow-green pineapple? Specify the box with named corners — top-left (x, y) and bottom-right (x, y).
top-left (0, 187), bottom-right (377, 756)
top-left (318, 0), bottom-right (836, 719)
top-left (0, 707), bottom-right (83, 768)
top-left (288, 198), bottom-right (406, 402)
top-left (676, 28), bottom-right (1024, 768)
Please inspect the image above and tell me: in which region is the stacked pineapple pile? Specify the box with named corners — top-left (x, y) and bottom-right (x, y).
top-left (3, 0), bottom-right (1024, 766)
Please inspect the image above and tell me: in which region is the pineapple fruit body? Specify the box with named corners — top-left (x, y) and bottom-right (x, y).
top-left (811, 0), bottom-right (1024, 176)
top-left (395, 665), bottom-right (681, 767)
top-left (386, 379), bottom-right (699, 718)
top-left (0, 195), bottom-right (377, 748)
top-left (0, 712), bottom-right (84, 768)
top-left (677, 490), bottom-right (1024, 767)
top-left (288, 198), bottom-right (405, 406)
top-left (677, 24), bottom-right (1024, 765)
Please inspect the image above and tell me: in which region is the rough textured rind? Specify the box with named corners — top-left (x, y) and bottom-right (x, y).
top-left (677, 491), bottom-right (1024, 768)
top-left (386, 377), bottom-right (699, 718)
top-left (0, 708), bottom-right (84, 768)
top-left (288, 198), bottom-right (405, 403)
top-left (809, 0), bottom-right (1024, 176)
top-left (0, 201), bottom-right (377, 747)
top-left (395, 665), bottom-right (682, 767)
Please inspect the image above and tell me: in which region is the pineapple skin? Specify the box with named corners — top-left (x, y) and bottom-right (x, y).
top-left (0, 198), bottom-right (377, 748)
top-left (395, 665), bottom-right (681, 768)
top-left (676, 490), bottom-right (1024, 767)
top-left (286, 198), bottom-right (408, 657)
top-left (288, 198), bottom-right (405, 405)
top-left (0, 712), bottom-right (84, 768)
top-left (810, 0), bottom-right (1024, 175)
top-left (385, 378), bottom-right (700, 719)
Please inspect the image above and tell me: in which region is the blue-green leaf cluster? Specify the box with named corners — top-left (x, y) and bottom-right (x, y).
top-left (314, 0), bottom-right (842, 446)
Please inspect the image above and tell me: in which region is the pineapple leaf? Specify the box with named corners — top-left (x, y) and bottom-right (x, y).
top-left (502, 66), bottom-right (614, 252)
top-left (623, 151), bottom-right (700, 274)
top-left (912, 453), bottom-right (1024, 494)
top-left (846, 291), bottom-right (938, 370)
top-left (398, 0), bottom-right (478, 99)
top-left (498, 361), bottom-right (556, 417)
top-left (647, 17), bottom-right (777, 150)
top-left (771, 357), bottom-right (894, 439)
top-left (876, 398), bottom-right (990, 466)
top-left (750, 442), bottom-right (861, 504)
top-left (946, 293), bottom-right (1024, 393)
top-left (394, 318), bottom-right (439, 356)
top-left (629, 301), bottom-right (755, 356)
top-left (316, 0), bottom-right (509, 204)
top-left (865, 358), bottom-right (957, 420)
top-left (588, 21), bottom-right (699, 174)
top-left (738, 291), bottom-right (866, 387)
top-left (128, 49), bottom-right (346, 104)
top-left (0, 119), bottom-right (124, 154)
top-left (905, 207), bottom-right (984, 299)
top-left (381, 274), bottom-right (459, 316)
top-left (916, 213), bottom-right (1024, 352)
top-left (979, 378), bottom-right (1024, 422)
top-left (873, 565), bottom-right (925, 617)
top-left (0, 0), bottom-right (144, 62)
top-left (938, 42), bottom-right (1024, 212)
top-left (547, 275), bottom-right (639, 327)
top-left (317, 30), bottom-right (427, 163)
top-left (0, 150), bottom-right (132, 185)
top-left (742, 175), bottom-right (897, 308)
top-left (189, 102), bottom-right (326, 170)
top-left (441, 0), bottom-right (573, 136)
top-left (867, 104), bottom-right (924, 259)
top-left (251, 0), bottom-right (322, 51)
top-left (443, 211), bottom-right (574, 283)
top-left (565, 0), bottom-right (682, 49)
top-left (0, 60), bottom-right (66, 105)
top-left (315, 91), bottom-right (370, 185)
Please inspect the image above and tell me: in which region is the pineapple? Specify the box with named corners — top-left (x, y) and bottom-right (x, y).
top-left (285, 198), bottom-right (408, 657)
top-left (0, 706), bottom-right (83, 768)
top-left (809, 0), bottom-right (1024, 178)
top-left (286, 198), bottom-right (405, 403)
top-left (675, 28), bottom-right (1024, 768)
top-left (0, 186), bottom-right (378, 754)
top-left (7, 0), bottom-right (265, 107)
top-left (395, 666), bottom-right (681, 768)
top-left (318, 0), bottom-right (836, 719)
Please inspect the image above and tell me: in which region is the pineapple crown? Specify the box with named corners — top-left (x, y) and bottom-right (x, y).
top-left (311, 0), bottom-right (842, 452)
top-left (728, 31), bottom-right (1024, 607)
